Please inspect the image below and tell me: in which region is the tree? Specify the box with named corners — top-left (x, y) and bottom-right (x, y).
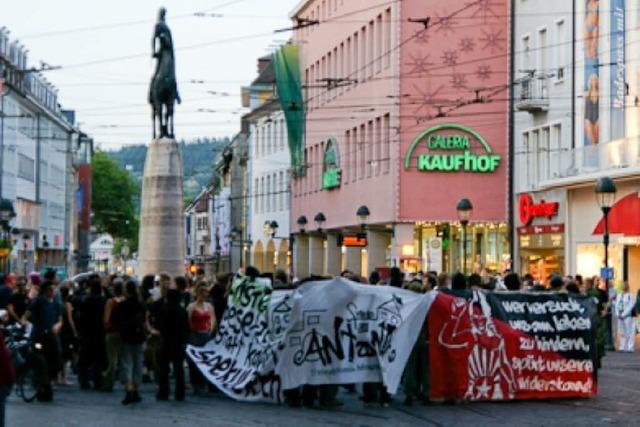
top-left (91, 150), bottom-right (139, 251)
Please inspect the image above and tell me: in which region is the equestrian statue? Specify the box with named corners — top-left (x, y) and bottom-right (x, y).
top-left (149, 7), bottom-right (181, 139)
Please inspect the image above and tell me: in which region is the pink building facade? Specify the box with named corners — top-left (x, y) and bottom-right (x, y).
top-left (290, 0), bottom-right (510, 278)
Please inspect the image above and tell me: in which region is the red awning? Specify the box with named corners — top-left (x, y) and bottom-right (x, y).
top-left (593, 192), bottom-right (640, 236)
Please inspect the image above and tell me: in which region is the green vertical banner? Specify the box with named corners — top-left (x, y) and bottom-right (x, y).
top-left (273, 45), bottom-right (305, 175)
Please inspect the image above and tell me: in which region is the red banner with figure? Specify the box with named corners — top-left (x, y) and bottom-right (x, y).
top-left (429, 290), bottom-right (598, 401)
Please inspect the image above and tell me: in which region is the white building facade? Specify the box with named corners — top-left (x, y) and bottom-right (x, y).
top-left (248, 103), bottom-right (291, 274)
top-left (513, 1), bottom-right (640, 294)
top-left (0, 27), bottom-right (82, 275)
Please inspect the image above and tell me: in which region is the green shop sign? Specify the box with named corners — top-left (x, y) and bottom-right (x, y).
top-left (404, 124), bottom-right (501, 173)
top-left (322, 136), bottom-right (342, 190)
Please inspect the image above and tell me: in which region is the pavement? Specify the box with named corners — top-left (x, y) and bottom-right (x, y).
top-left (6, 352), bottom-right (640, 427)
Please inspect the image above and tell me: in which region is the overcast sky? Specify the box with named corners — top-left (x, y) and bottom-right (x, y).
top-left (3, 0), bottom-right (295, 149)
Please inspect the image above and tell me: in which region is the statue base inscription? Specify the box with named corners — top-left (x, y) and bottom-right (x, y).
top-left (138, 138), bottom-right (185, 278)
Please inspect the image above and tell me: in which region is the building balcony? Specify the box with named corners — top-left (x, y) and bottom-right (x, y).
top-left (539, 137), bottom-right (640, 188)
top-left (514, 76), bottom-right (549, 112)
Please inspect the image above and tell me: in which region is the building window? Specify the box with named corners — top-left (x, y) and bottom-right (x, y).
top-left (353, 32), bottom-right (359, 85)
top-left (359, 124), bottom-right (366, 180)
top-left (384, 8), bottom-right (392, 69)
top-left (376, 14), bottom-right (383, 74)
top-left (368, 20), bottom-right (374, 78)
top-left (360, 26), bottom-right (366, 82)
top-left (521, 35), bottom-right (531, 72)
top-left (344, 129), bottom-right (351, 183)
top-left (553, 123), bottom-right (562, 176)
top-left (555, 19), bottom-right (565, 81)
top-left (18, 153), bottom-right (35, 182)
top-left (540, 127), bottom-right (550, 182)
top-left (352, 127), bottom-right (358, 181)
top-left (383, 113), bottom-right (390, 174)
top-left (366, 120), bottom-right (374, 177)
top-left (375, 117), bottom-right (382, 176)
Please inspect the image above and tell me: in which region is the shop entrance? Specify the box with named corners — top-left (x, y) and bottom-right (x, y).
top-left (519, 249), bottom-right (563, 284)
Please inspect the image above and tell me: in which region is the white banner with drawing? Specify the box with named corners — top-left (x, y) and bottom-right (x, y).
top-left (187, 277), bottom-right (435, 403)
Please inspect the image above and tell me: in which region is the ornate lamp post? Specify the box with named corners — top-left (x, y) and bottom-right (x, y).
top-left (297, 215), bottom-right (308, 233)
top-left (314, 212), bottom-right (326, 233)
top-left (356, 205), bottom-right (370, 230)
top-left (595, 177), bottom-right (617, 289)
top-left (456, 198), bottom-right (473, 274)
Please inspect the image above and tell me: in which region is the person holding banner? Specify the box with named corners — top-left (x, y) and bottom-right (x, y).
top-left (615, 282), bottom-right (635, 352)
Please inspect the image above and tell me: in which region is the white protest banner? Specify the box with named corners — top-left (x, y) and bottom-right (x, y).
top-left (187, 276), bottom-right (435, 402)
top-left (186, 276), bottom-right (292, 402)
top-left (277, 278), bottom-right (436, 395)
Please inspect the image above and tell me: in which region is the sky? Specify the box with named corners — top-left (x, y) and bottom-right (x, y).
top-left (2, 0), bottom-right (296, 149)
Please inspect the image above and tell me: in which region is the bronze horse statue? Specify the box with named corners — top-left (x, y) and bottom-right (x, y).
top-left (149, 7), bottom-right (180, 139)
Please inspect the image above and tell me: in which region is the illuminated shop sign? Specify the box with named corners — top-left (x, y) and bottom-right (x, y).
top-left (337, 233), bottom-right (367, 247)
top-left (322, 136), bottom-right (342, 190)
top-left (518, 193), bottom-right (559, 226)
top-left (404, 124), bottom-right (501, 173)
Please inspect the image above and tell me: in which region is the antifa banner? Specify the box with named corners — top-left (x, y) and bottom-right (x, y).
top-left (187, 277), bottom-right (435, 403)
top-left (429, 290), bottom-right (598, 401)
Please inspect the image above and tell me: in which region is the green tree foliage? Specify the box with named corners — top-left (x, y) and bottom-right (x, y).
top-left (106, 138), bottom-right (229, 200)
top-left (91, 151), bottom-right (139, 249)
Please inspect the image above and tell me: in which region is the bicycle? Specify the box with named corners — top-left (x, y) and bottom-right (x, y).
top-left (3, 323), bottom-right (45, 403)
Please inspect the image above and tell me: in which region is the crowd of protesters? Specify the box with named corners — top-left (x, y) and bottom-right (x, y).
top-left (0, 265), bottom-right (639, 420)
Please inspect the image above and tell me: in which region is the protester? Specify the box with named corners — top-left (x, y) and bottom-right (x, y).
top-left (145, 273), bottom-right (170, 384)
top-left (7, 277), bottom-right (29, 324)
top-left (58, 284), bottom-right (78, 386)
top-left (389, 267), bottom-right (403, 288)
top-left (504, 273), bottom-right (521, 291)
top-left (549, 275), bottom-right (565, 292)
top-left (368, 271), bottom-right (381, 285)
top-left (468, 273), bottom-right (482, 290)
top-left (156, 288), bottom-right (189, 401)
top-left (77, 276), bottom-right (106, 390)
top-left (451, 273), bottom-right (467, 291)
top-left (22, 281), bottom-right (63, 401)
top-left (436, 273), bottom-right (450, 290)
top-left (615, 282), bottom-right (635, 352)
top-left (0, 275), bottom-right (11, 312)
top-left (210, 273), bottom-right (230, 324)
top-left (119, 280), bottom-right (146, 405)
top-left (404, 277), bottom-right (430, 406)
top-left (0, 322), bottom-right (16, 427)
top-left (187, 283), bottom-right (216, 394)
top-left (174, 276), bottom-right (191, 310)
top-left (102, 279), bottom-right (125, 392)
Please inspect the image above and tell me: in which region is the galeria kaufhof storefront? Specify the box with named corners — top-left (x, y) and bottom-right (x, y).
top-left (400, 123), bottom-right (511, 275)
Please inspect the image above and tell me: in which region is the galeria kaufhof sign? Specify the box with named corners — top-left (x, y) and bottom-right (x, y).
top-left (404, 124), bottom-right (501, 173)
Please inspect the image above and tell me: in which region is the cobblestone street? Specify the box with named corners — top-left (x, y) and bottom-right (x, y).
top-left (6, 352), bottom-right (640, 427)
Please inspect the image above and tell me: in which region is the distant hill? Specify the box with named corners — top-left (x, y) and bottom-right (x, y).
top-left (106, 137), bottom-right (230, 201)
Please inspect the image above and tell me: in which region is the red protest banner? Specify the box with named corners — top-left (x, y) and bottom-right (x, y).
top-left (429, 291), bottom-right (598, 401)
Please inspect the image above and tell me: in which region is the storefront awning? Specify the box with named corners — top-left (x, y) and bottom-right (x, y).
top-left (593, 192), bottom-right (640, 236)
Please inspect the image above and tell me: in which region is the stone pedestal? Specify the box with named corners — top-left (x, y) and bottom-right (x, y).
top-left (138, 138), bottom-right (185, 278)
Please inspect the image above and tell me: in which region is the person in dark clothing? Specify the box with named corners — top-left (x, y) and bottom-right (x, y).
top-left (0, 328), bottom-right (16, 426)
top-left (7, 277), bottom-right (29, 324)
top-left (550, 275), bottom-right (565, 292)
top-left (156, 289), bottom-right (190, 401)
top-left (174, 276), bottom-right (191, 310)
top-left (504, 273), bottom-right (522, 291)
top-left (389, 267), bottom-right (403, 288)
top-left (468, 273), bottom-right (483, 290)
top-left (22, 281), bottom-right (63, 402)
top-left (118, 280), bottom-right (146, 405)
top-left (0, 275), bottom-right (11, 310)
top-left (209, 274), bottom-right (231, 324)
top-left (451, 273), bottom-right (468, 291)
top-left (77, 276), bottom-right (106, 390)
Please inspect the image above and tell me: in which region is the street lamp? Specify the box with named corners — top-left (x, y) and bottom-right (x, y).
top-left (297, 215), bottom-right (308, 233)
top-left (356, 205), bottom-right (370, 230)
top-left (314, 212), bottom-right (326, 232)
top-left (456, 198), bottom-right (473, 274)
top-left (595, 177), bottom-right (617, 289)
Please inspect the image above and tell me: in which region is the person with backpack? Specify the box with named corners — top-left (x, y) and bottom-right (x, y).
top-left (102, 279), bottom-right (125, 392)
top-left (118, 280), bottom-right (146, 405)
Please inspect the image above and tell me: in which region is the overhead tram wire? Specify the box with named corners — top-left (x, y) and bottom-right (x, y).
top-left (17, 0), bottom-right (252, 39)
